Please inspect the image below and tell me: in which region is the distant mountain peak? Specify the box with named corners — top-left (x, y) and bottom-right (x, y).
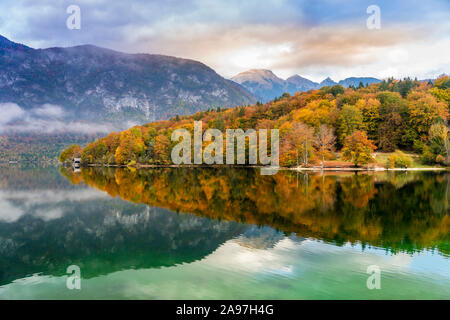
top-left (241, 69), bottom-right (276, 75)
top-left (286, 74), bottom-right (316, 85)
top-left (320, 77), bottom-right (336, 85)
top-left (232, 69), bottom-right (381, 102)
top-left (286, 74), bottom-right (305, 80)
top-left (286, 74), bottom-right (303, 82)
top-left (231, 69), bottom-right (286, 102)
top-left (231, 69), bottom-right (284, 86)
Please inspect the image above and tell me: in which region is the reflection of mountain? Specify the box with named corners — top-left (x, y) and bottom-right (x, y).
top-left (0, 177), bottom-right (246, 285)
top-left (234, 226), bottom-right (289, 249)
top-left (62, 167), bottom-right (449, 255)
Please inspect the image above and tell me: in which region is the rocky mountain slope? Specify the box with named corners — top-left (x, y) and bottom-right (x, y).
top-left (0, 35), bottom-right (256, 123)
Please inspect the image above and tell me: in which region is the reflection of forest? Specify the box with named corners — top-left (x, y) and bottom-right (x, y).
top-left (0, 165), bottom-right (70, 190)
top-left (61, 167), bottom-right (449, 255)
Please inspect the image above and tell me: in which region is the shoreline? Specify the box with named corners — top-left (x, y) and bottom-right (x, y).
top-left (69, 163), bottom-right (449, 172)
top-left (289, 167), bottom-right (447, 172)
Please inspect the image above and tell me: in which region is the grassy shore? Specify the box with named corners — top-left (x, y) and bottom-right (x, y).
top-left (373, 152), bottom-right (430, 168)
top-left (292, 152), bottom-right (448, 171)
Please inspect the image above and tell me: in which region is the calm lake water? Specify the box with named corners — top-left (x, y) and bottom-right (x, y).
top-left (0, 165), bottom-right (448, 299)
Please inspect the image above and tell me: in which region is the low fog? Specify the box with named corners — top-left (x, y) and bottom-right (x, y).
top-left (0, 102), bottom-right (137, 134)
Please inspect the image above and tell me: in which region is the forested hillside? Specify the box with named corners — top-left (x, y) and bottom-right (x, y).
top-left (0, 133), bottom-right (103, 164)
top-left (61, 76), bottom-right (450, 167)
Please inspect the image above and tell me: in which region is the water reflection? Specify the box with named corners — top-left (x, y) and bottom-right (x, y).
top-left (60, 167), bottom-right (449, 255)
top-left (0, 166), bottom-right (247, 285)
top-left (0, 165), bottom-right (448, 299)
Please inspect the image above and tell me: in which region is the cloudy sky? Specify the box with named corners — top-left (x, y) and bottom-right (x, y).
top-left (0, 0), bottom-right (449, 81)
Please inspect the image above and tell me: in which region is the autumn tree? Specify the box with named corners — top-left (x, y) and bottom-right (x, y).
top-left (211, 114), bottom-right (225, 131)
top-left (153, 134), bottom-right (171, 163)
top-left (387, 150), bottom-right (412, 168)
top-left (376, 91), bottom-right (409, 151)
top-left (430, 75), bottom-right (450, 107)
top-left (356, 98), bottom-right (380, 143)
top-left (293, 99), bottom-right (336, 128)
top-left (337, 104), bottom-right (363, 146)
top-left (115, 134), bottom-right (135, 165)
top-left (313, 125), bottom-right (336, 168)
top-left (426, 122), bottom-right (449, 164)
top-left (322, 85), bottom-right (345, 97)
top-left (104, 132), bottom-right (120, 164)
top-left (115, 130), bottom-right (145, 164)
top-left (401, 92), bottom-right (448, 149)
top-left (430, 86), bottom-right (450, 106)
top-left (280, 122), bottom-right (315, 166)
top-left (434, 75), bottom-right (450, 89)
top-left (378, 112), bottom-right (404, 151)
top-left (342, 130), bottom-right (376, 166)
top-left (59, 144), bottom-right (81, 163)
top-left (81, 144), bottom-right (94, 164)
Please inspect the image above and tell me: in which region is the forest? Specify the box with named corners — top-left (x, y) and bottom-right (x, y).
top-left (60, 76), bottom-right (450, 167)
top-left (0, 132), bottom-right (102, 164)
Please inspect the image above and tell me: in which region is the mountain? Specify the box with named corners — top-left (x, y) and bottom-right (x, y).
top-left (319, 77), bottom-right (337, 87)
top-left (0, 35), bottom-right (256, 123)
top-left (230, 69), bottom-right (285, 103)
top-left (338, 77), bottom-right (381, 88)
top-left (285, 75), bottom-right (318, 93)
top-left (231, 69), bottom-right (381, 102)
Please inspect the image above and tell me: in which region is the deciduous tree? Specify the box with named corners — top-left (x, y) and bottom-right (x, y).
top-left (337, 104), bottom-right (363, 145)
top-left (313, 125), bottom-right (336, 168)
top-left (342, 130), bottom-right (376, 166)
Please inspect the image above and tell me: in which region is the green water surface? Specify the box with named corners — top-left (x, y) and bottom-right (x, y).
top-left (0, 166), bottom-right (448, 299)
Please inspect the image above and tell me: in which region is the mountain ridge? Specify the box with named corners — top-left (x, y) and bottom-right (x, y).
top-left (231, 69), bottom-right (382, 102)
top-left (0, 35), bottom-right (256, 124)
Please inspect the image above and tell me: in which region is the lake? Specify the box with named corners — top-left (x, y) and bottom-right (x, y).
top-left (0, 165), bottom-right (448, 299)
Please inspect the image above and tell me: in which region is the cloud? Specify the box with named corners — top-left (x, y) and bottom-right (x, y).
top-left (0, 0), bottom-right (449, 81)
top-left (32, 104), bottom-right (64, 119)
top-left (131, 21), bottom-right (448, 81)
top-left (0, 103), bottom-right (25, 125)
top-left (0, 102), bottom-right (124, 134)
top-left (0, 188), bottom-right (109, 223)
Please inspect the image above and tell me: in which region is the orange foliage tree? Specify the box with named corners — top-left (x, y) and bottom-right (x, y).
top-left (342, 130), bottom-right (376, 166)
